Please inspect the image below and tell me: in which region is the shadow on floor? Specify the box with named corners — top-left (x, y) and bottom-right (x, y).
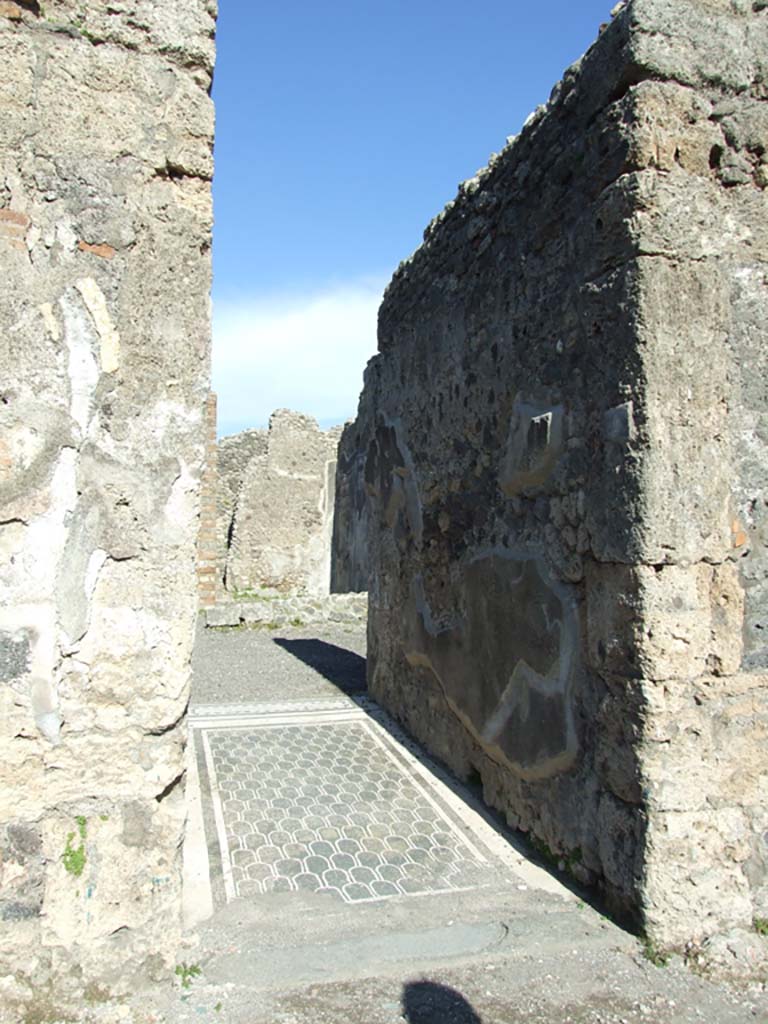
top-left (272, 637), bottom-right (367, 694)
top-left (402, 981), bottom-right (483, 1023)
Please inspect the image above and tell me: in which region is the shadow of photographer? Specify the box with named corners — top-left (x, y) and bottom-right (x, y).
top-left (401, 980), bottom-right (483, 1023)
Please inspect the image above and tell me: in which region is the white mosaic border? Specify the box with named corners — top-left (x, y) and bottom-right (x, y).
top-left (190, 697), bottom-right (356, 719)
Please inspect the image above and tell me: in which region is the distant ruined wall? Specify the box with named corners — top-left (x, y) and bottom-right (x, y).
top-left (226, 410), bottom-right (342, 596)
top-left (0, 0), bottom-right (214, 1011)
top-left (356, 0), bottom-right (768, 947)
top-left (216, 426), bottom-right (267, 591)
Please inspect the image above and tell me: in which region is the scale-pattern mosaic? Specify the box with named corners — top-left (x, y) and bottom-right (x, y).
top-left (206, 721), bottom-right (487, 903)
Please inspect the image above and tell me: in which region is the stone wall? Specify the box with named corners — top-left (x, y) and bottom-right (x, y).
top-left (197, 391), bottom-right (219, 608)
top-left (225, 410), bottom-right (342, 596)
top-left (331, 418), bottom-right (371, 594)
top-left (215, 425), bottom-right (267, 594)
top-left (205, 592), bottom-right (367, 629)
top-left (355, 0), bottom-right (768, 948)
top-left (0, 0), bottom-right (214, 1011)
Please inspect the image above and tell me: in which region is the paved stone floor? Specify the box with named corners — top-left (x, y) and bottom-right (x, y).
top-left (186, 679), bottom-right (529, 921)
top-left (185, 623), bottom-right (536, 923)
top-left (194, 699), bottom-right (489, 904)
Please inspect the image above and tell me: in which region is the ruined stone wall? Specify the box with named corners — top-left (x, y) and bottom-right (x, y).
top-left (331, 419), bottom-right (371, 594)
top-left (226, 410), bottom-right (342, 596)
top-left (357, 0), bottom-right (767, 947)
top-left (0, 0), bottom-right (215, 1010)
top-left (216, 426), bottom-right (267, 592)
top-left (197, 391), bottom-right (219, 608)
top-left (205, 591), bottom-right (367, 629)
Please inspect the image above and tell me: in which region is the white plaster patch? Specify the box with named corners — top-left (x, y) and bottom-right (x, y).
top-left (271, 467), bottom-right (321, 481)
top-left (60, 292), bottom-right (99, 434)
top-left (1, 859), bottom-right (27, 889)
top-left (75, 277), bottom-right (121, 374)
top-left (164, 458), bottom-right (196, 532)
top-left (85, 548), bottom-right (108, 605)
top-left (0, 446), bottom-right (80, 736)
top-left (5, 448), bottom-right (78, 605)
top-left (30, 676), bottom-right (61, 745)
top-left (49, 444), bottom-right (78, 516)
top-left (57, 547), bottom-right (107, 654)
top-left (121, 400), bottom-right (201, 471)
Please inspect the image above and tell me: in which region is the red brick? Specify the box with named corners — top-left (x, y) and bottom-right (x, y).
top-left (78, 240), bottom-right (116, 260)
top-left (0, 209), bottom-right (30, 228)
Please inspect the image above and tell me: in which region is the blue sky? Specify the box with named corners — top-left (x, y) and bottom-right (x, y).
top-left (212, 0), bottom-right (614, 436)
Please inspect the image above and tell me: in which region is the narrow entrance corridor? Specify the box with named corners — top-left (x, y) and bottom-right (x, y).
top-left (167, 624), bottom-right (763, 1024)
top-left (185, 623), bottom-right (556, 918)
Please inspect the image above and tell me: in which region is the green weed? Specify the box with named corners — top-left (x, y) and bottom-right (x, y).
top-left (641, 938), bottom-right (669, 967)
top-left (62, 817), bottom-right (87, 877)
top-left (175, 963), bottom-right (201, 989)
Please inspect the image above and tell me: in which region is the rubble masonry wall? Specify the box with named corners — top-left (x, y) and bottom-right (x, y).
top-left (356, 0), bottom-right (768, 947)
top-left (331, 418), bottom-right (371, 594)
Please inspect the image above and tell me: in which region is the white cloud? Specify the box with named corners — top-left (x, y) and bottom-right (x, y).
top-left (212, 278), bottom-right (384, 437)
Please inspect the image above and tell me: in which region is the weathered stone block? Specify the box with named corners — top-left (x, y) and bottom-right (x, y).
top-left (586, 561), bottom-right (744, 681)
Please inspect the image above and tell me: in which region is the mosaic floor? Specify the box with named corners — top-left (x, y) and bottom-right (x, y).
top-left (189, 698), bottom-right (493, 906)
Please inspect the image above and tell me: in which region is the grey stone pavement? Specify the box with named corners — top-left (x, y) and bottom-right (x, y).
top-left (143, 622), bottom-right (767, 1024)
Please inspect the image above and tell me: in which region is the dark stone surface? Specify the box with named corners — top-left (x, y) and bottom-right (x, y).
top-left (0, 822), bottom-right (44, 921)
top-left (331, 420), bottom-right (370, 594)
top-left (348, 0), bottom-right (768, 944)
top-left (0, 630), bottom-right (30, 682)
top-left (403, 551), bottom-right (579, 780)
